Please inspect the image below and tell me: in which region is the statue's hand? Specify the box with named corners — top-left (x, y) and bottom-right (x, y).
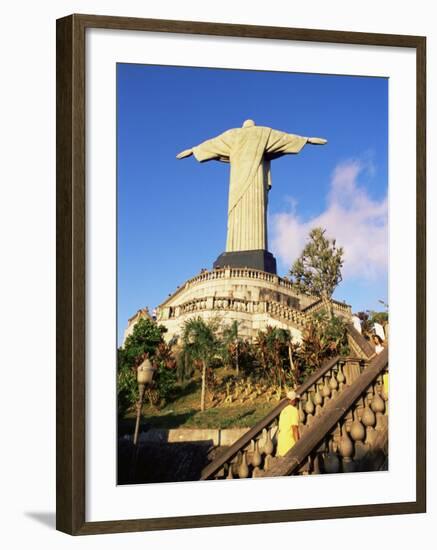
top-left (176, 148), bottom-right (193, 159)
top-left (308, 137), bottom-right (327, 145)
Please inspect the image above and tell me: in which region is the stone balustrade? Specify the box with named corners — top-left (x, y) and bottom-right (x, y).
top-left (201, 349), bottom-right (388, 480)
top-left (178, 296), bottom-right (264, 315)
top-left (158, 268), bottom-right (351, 319)
top-left (265, 300), bottom-right (309, 326)
top-left (303, 298), bottom-right (352, 316)
top-left (160, 294), bottom-right (311, 329)
top-left (158, 268), bottom-right (305, 309)
top-left (201, 355), bottom-right (342, 480)
top-left (184, 267), bottom-right (281, 288)
top-left (333, 300), bottom-right (353, 314)
top-left (264, 350), bottom-right (388, 477)
top-left (290, 367), bottom-right (387, 476)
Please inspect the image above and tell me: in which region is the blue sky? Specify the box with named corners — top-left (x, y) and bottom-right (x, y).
top-left (117, 63), bottom-right (388, 344)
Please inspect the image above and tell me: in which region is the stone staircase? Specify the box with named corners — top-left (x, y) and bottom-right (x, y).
top-left (122, 323), bottom-right (383, 484)
top-left (201, 348), bottom-right (388, 480)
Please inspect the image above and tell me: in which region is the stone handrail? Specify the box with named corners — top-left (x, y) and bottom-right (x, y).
top-left (302, 298), bottom-right (352, 316)
top-left (262, 348), bottom-right (388, 477)
top-left (200, 355), bottom-right (342, 480)
top-left (346, 323), bottom-right (376, 359)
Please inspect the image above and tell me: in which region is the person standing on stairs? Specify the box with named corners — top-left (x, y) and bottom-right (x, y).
top-left (276, 391), bottom-right (300, 457)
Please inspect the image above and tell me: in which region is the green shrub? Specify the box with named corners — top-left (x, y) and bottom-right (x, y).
top-left (117, 318), bottom-right (176, 416)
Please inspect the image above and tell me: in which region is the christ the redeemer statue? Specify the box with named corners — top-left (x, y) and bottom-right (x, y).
top-left (177, 119), bottom-right (327, 274)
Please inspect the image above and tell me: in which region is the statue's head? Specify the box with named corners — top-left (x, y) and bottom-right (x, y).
top-left (242, 119), bottom-right (255, 128)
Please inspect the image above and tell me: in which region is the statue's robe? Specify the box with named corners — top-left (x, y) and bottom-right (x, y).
top-left (192, 125), bottom-right (308, 252)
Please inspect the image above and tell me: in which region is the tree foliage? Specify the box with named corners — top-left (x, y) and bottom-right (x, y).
top-left (289, 227), bottom-right (344, 310)
top-left (117, 318), bottom-right (176, 417)
top-left (254, 326), bottom-right (296, 389)
top-left (294, 311), bottom-right (349, 382)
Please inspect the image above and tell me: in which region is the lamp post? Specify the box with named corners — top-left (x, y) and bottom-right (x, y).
top-left (133, 356), bottom-right (156, 445)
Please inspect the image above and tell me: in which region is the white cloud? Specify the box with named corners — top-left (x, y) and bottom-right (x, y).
top-left (270, 159), bottom-right (388, 281)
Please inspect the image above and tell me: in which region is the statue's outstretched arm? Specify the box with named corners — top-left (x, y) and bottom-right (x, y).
top-left (176, 148), bottom-right (193, 159)
top-left (307, 137), bottom-right (328, 145)
top-left (177, 130), bottom-right (234, 162)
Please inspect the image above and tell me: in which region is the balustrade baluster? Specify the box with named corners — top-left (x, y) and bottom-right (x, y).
top-left (365, 425), bottom-right (377, 447)
top-left (332, 422), bottom-right (342, 452)
top-left (322, 377), bottom-right (331, 401)
top-left (264, 454), bottom-right (273, 471)
top-left (298, 401), bottom-right (306, 424)
top-left (350, 408), bottom-right (365, 443)
top-left (329, 371), bottom-right (338, 391)
top-left (252, 440), bottom-right (262, 468)
top-left (371, 385), bottom-right (385, 426)
top-left (263, 429), bottom-right (274, 457)
top-left (354, 439), bottom-right (367, 466)
top-left (312, 452), bottom-right (321, 475)
top-left (339, 423), bottom-right (355, 472)
top-left (304, 392), bottom-right (315, 415)
top-left (238, 452), bottom-right (249, 478)
top-left (342, 408), bottom-right (351, 432)
top-left (323, 439), bottom-right (341, 474)
top-left (361, 398), bottom-right (376, 427)
top-left (314, 386), bottom-right (323, 407)
top-left (337, 365), bottom-right (345, 388)
top-left (231, 453), bottom-right (241, 477)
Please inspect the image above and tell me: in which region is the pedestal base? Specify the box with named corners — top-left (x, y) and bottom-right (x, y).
top-left (213, 249), bottom-right (277, 274)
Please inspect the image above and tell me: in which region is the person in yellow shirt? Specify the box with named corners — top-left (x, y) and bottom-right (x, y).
top-left (276, 391), bottom-right (300, 457)
top-left (383, 372), bottom-right (389, 399)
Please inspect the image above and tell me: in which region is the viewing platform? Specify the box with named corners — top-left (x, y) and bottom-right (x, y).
top-left (156, 267), bottom-right (352, 342)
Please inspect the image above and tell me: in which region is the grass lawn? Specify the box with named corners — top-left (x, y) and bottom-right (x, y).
top-left (119, 367), bottom-right (279, 435)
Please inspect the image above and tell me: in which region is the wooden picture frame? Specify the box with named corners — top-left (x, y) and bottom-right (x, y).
top-left (56, 13), bottom-right (426, 535)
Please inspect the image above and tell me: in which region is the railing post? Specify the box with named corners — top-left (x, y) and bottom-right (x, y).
top-left (342, 357), bottom-right (362, 386)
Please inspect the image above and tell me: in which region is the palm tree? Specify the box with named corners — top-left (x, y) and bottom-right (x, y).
top-left (181, 317), bottom-right (220, 411)
top-left (222, 320), bottom-right (241, 375)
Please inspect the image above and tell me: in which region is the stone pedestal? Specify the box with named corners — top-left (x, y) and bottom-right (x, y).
top-left (126, 268), bottom-right (352, 347)
top-left (213, 249), bottom-right (277, 274)
top-left (155, 268), bottom-right (320, 343)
